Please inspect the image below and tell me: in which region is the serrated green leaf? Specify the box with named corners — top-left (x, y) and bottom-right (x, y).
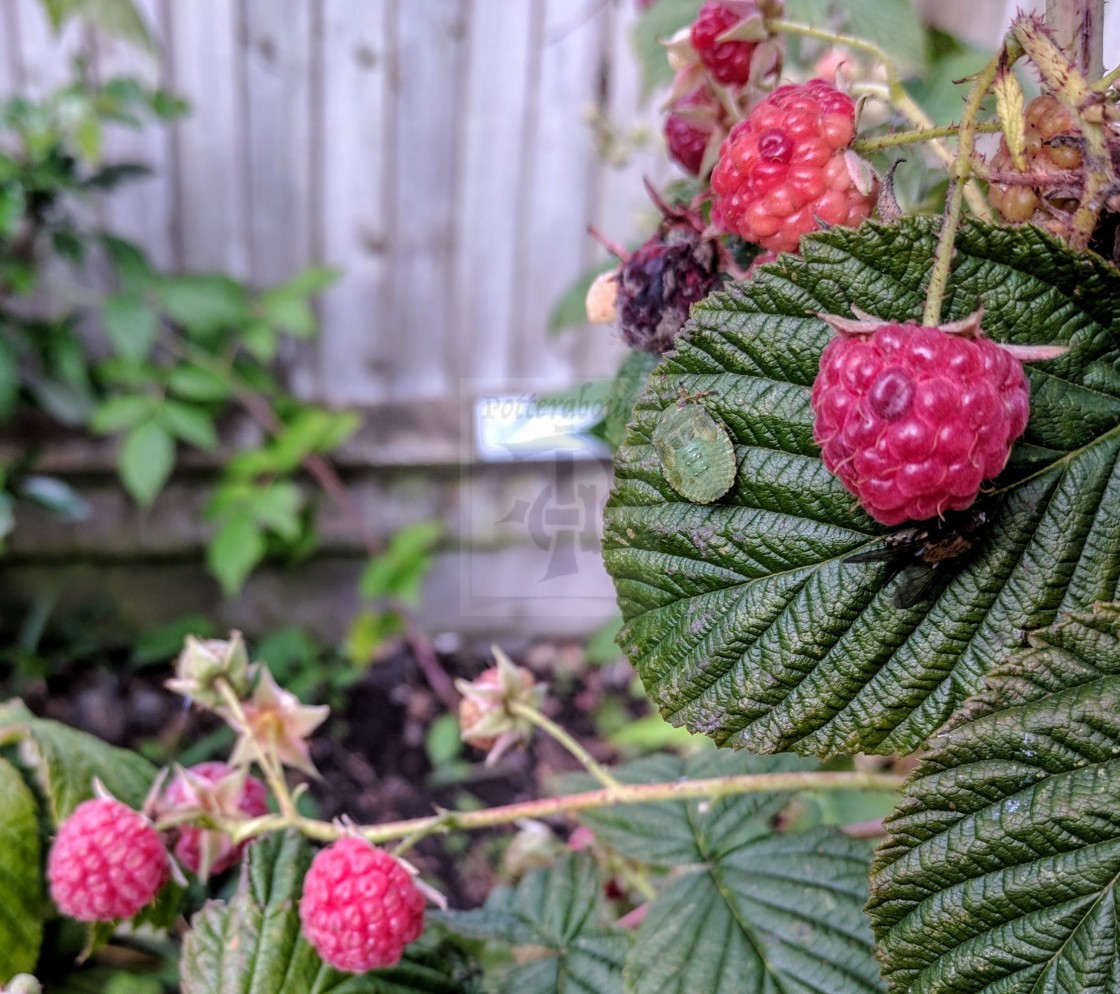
top-left (103, 293), bottom-right (159, 362)
top-left (575, 751), bottom-right (813, 864)
top-left (0, 756), bottom-right (42, 983)
top-left (119, 420), bottom-right (174, 506)
top-left (604, 219), bottom-right (1120, 758)
top-left (181, 831), bottom-right (468, 994)
top-left (0, 701), bottom-right (157, 822)
top-left (868, 603), bottom-right (1120, 994)
top-left (439, 855), bottom-right (629, 994)
top-left (626, 828), bottom-right (883, 994)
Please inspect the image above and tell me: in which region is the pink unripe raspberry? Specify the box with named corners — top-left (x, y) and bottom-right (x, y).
top-left (811, 320), bottom-right (1030, 525)
top-left (664, 85), bottom-right (727, 177)
top-left (48, 798), bottom-right (170, 922)
top-left (690, 2), bottom-right (759, 86)
top-left (711, 79), bottom-right (876, 253)
top-left (159, 761), bottom-right (269, 877)
top-left (299, 837), bottom-right (426, 973)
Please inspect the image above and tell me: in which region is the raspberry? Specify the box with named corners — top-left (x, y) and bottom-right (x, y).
top-left (711, 79), bottom-right (876, 253)
top-left (811, 319), bottom-right (1030, 525)
top-left (617, 212), bottom-right (721, 354)
top-left (299, 837), bottom-right (426, 973)
top-left (690, 2), bottom-right (759, 86)
top-left (159, 761), bottom-right (269, 877)
top-left (989, 94), bottom-right (1083, 225)
top-left (664, 83), bottom-right (730, 177)
top-left (47, 798), bottom-right (169, 922)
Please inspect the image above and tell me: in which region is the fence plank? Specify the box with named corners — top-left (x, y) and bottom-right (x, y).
top-left (452, 0), bottom-right (537, 390)
top-left (314, 0), bottom-right (392, 404)
top-left (386, 0), bottom-right (469, 401)
top-left (8, 0), bottom-right (88, 95)
top-left (164, 0), bottom-right (249, 276)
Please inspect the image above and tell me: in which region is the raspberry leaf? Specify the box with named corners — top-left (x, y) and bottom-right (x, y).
top-left (0, 757), bottom-right (42, 982)
top-left (436, 854), bottom-right (630, 994)
top-left (868, 603), bottom-right (1120, 994)
top-left (625, 829), bottom-right (883, 994)
top-left (604, 218), bottom-right (1120, 756)
top-left (181, 831), bottom-right (468, 994)
top-left (0, 700), bottom-right (158, 821)
top-left (572, 751), bottom-right (814, 864)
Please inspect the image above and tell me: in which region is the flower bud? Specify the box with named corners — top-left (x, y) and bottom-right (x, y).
top-left (455, 647), bottom-right (546, 765)
top-left (4, 976), bottom-right (42, 994)
top-left (166, 632), bottom-right (252, 708)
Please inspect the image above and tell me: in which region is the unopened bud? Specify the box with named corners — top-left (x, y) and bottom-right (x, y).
top-left (166, 632), bottom-right (252, 708)
top-left (455, 647), bottom-right (546, 765)
top-left (4, 975), bottom-right (42, 994)
top-left (586, 270), bottom-right (620, 324)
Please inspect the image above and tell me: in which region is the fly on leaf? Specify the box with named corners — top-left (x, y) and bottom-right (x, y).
top-left (845, 507), bottom-right (991, 608)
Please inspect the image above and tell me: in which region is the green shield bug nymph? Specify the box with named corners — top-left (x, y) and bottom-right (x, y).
top-left (651, 395), bottom-right (736, 503)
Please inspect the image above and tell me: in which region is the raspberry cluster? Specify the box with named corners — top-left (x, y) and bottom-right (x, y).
top-left (299, 837), bottom-right (426, 973)
top-left (711, 79), bottom-right (876, 253)
top-left (47, 798), bottom-right (169, 922)
top-left (811, 320), bottom-right (1030, 525)
top-left (690, 2), bottom-right (759, 86)
top-left (989, 94), bottom-right (1083, 224)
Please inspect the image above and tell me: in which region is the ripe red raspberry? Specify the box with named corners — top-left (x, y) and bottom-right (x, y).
top-left (299, 837), bottom-right (426, 973)
top-left (811, 319), bottom-right (1030, 525)
top-left (690, 2), bottom-right (759, 86)
top-left (711, 79), bottom-right (876, 253)
top-left (48, 798), bottom-right (169, 922)
top-left (159, 761), bottom-right (269, 877)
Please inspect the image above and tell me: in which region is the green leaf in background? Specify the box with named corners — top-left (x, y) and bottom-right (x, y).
top-left (843, 0), bottom-right (927, 73)
top-left (604, 218), bottom-right (1120, 759)
top-left (259, 266), bottom-right (339, 339)
top-left (574, 751), bottom-right (812, 865)
top-left (103, 293), bottom-right (159, 362)
top-left (360, 521), bottom-right (444, 606)
top-left (157, 399), bottom-right (218, 450)
top-left (868, 602), bottom-right (1120, 994)
top-left (601, 350), bottom-right (658, 452)
top-left (43, 0), bottom-right (153, 50)
top-left (90, 394), bottom-right (157, 434)
top-left (439, 854), bottom-right (629, 994)
top-left (18, 475), bottom-right (92, 522)
top-left (119, 420), bottom-right (175, 506)
top-left (181, 831), bottom-right (469, 994)
top-left (166, 364), bottom-right (231, 402)
top-left (0, 335), bottom-right (19, 420)
top-left (0, 756), bottom-right (42, 983)
top-left (207, 513), bottom-right (265, 597)
top-left (626, 827), bottom-right (883, 994)
top-left (157, 274), bottom-right (247, 335)
top-left (0, 700), bottom-right (158, 822)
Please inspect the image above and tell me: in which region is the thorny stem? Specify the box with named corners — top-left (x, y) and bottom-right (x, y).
top-left (221, 770), bottom-right (905, 847)
top-left (767, 20), bottom-right (991, 219)
top-left (508, 700), bottom-right (623, 790)
top-left (921, 50), bottom-right (1004, 326)
top-left (216, 678), bottom-right (298, 820)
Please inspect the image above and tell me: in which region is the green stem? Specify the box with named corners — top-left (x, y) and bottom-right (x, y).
top-left (1091, 61), bottom-right (1120, 90)
top-left (216, 678), bottom-right (298, 819)
top-left (921, 50), bottom-right (1003, 326)
top-left (853, 122), bottom-right (1001, 155)
top-left (224, 770), bottom-right (905, 846)
top-left (767, 20), bottom-right (991, 219)
top-left (508, 700), bottom-right (623, 790)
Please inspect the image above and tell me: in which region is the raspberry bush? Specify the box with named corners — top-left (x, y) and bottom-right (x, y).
top-left (6, 1), bottom-right (1120, 993)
